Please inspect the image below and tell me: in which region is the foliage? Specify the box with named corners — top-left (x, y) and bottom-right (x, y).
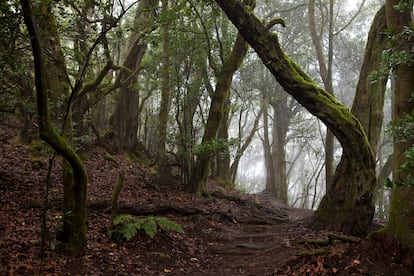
top-left (108, 214), bottom-right (184, 241)
top-left (393, 0), bottom-right (414, 11)
top-left (193, 138), bottom-right (238, 157)
top-left (390, 107), bottom-right (414, 186)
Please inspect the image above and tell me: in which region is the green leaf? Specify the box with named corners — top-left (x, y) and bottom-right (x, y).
top-left (385, 178), bottom-right (393, 188)
top-left (156, 217), bottom-right (185, 234)
top-left (142, 217), bottom-right (158, 238)
top-left (113, 214), bottom-right (136, 226)
top-left (122, 223), bottom-right (138, 241)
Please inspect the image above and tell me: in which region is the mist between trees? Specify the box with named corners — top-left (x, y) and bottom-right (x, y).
top-left (4, 0), bottom-right (414, 255)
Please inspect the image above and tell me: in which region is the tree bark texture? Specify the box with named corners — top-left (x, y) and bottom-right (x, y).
top-left (270, 95), bottom-right (289, 204)
top-left (189, 30), bottom-right (250, 194)
top-left (215, 95), bottom-right (232, 187)
top-left (351, 5), bottom-right (388, 154)
top-left (112, 0), bottom-right (156, 152)
top-left (262, 97), bottom-right (277, 197)
top-left (384, 0), bottom-right (414, 247)
top-left (157, 0), bottom-right (171, 170)
top-left (214, 0), bottom-right (376, 236)
top-left (21, 0), bottom-right (88, 256)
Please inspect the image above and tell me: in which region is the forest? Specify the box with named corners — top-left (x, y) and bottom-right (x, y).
top-left (1, 0), bottom-right (414, 274)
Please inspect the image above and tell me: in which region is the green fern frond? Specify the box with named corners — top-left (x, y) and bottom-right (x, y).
top-left (109, 215), bottom-right (184, 241)
top-left (143, 216), bottom-right (158, 238)
top-left (113, 214), bottom-right (137, 226)
top-left (122, 223), bottom-right (139, 241)
top-left (156, 217), bottom-right (185, 234)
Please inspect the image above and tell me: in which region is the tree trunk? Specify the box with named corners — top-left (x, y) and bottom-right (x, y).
top-left (262, 97), bottom-right (277, 196)
top-left (158, 0), bottom-right (171, 170)
top-left (21, 0), bottom-right (88, 256)
top-left (270, 96), bottom-right (289, 204)
top-left (351, 5), bottom-right (388, 154)
top-left (189, 16), bottom-right (251, 193)
top-left (384, 0), bottom-right (414, 247)
top-left (215, 96), bottom-right (232, 187)
top-left (112, 0), bottom-right (155, 152)
top-left (308, 0), bottom-right (335, 191)
top-left (214, 0), bottom-right (376, 236)
top-left (176, 59), bottom-right (206, 187)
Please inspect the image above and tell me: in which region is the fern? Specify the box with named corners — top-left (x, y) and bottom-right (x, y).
top-left (113, 214), bottom-right (136, 226)
top-left (155, 217), bottom-right (185, 234)
top-left (142, 217), bottom-right (157, 238)
top-left (108, 215), bottom-right (184, 241)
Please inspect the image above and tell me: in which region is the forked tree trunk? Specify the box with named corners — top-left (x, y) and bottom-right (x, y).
top-left (21, 0), bottom-right (88, 256)
top-left (214, 0), bottom-right (376, 236)
top-left (351, 5), bottom-right (388, 153)
top-left (189, 23), bottom-right (251, 194)
top-left (112, 0), bottom-right (155, 152)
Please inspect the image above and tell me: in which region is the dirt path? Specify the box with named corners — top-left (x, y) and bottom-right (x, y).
top-left (0, 128), bottom-right (412, 275)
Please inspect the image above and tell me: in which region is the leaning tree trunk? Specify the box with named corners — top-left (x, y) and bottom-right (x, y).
top-left (351, 5), bottom-right (388, 154)
top-left (214, 0), bottom-right (376, 236)
top-left (21, 0), bottom-right (88, 256)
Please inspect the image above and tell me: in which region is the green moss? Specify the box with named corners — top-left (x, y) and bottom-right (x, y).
top-left (31, 157), bottom-right (43, 169)
top-left (216, 177), bottom-right (235, 189)
top-left (78, 153), bottom-right (89, 161)
top-left (29, 139), bottom-right (52, 156)
top-left (384, 186), bottom-right (414, 248)
top-left (104, 152), bottom-right (119, 167)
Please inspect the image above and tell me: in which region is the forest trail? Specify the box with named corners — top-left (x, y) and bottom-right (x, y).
top-left (0, 127), bottom-right (412, 275)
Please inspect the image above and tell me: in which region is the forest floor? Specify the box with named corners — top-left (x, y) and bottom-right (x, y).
top-left (1, 126), bottom-right (413, 275)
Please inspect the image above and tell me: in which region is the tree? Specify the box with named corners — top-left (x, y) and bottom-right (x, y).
top-left (308, 0), bottom-right (336, 190)
top-left (20, 0), bottom-right (88, 256)
top-left (383, 0), bottom-right (414, 247)
top-left (157, 0), bottom-right (171, 170)
top-left (111, 0), bottom-right (156, 152)
top-left (189, 0), bottom-right (254, 194)
top-left (214, 0), bottom-right (376, 236)
top-left (351, 5), bottom-right (388, 154)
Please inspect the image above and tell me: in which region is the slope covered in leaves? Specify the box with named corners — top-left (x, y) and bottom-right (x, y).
top-left (0, 126), bottom-right (412, 275)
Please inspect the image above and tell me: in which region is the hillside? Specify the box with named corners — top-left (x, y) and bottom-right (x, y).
top-left (0, 127), bottom-right (412, 275)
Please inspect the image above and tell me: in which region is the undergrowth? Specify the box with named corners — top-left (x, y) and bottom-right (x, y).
top-left (108, 214), bottom-right (184, 241)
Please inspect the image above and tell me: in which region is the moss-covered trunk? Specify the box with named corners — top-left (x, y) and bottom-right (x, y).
top-left (189, 27), bottom-right (250, 194)
top-left (21, 0), bottom-right (88, 256)
top-left (384, 0), bottom-right (414, 247)
top-left (112, 0), bottom-right (155, 152)
top-left (214, 0), bottom-right (376, 235)
top-left (214, 98), bottom-right (232, 187)
top-left (351, 5), bottom-right (388, 153)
